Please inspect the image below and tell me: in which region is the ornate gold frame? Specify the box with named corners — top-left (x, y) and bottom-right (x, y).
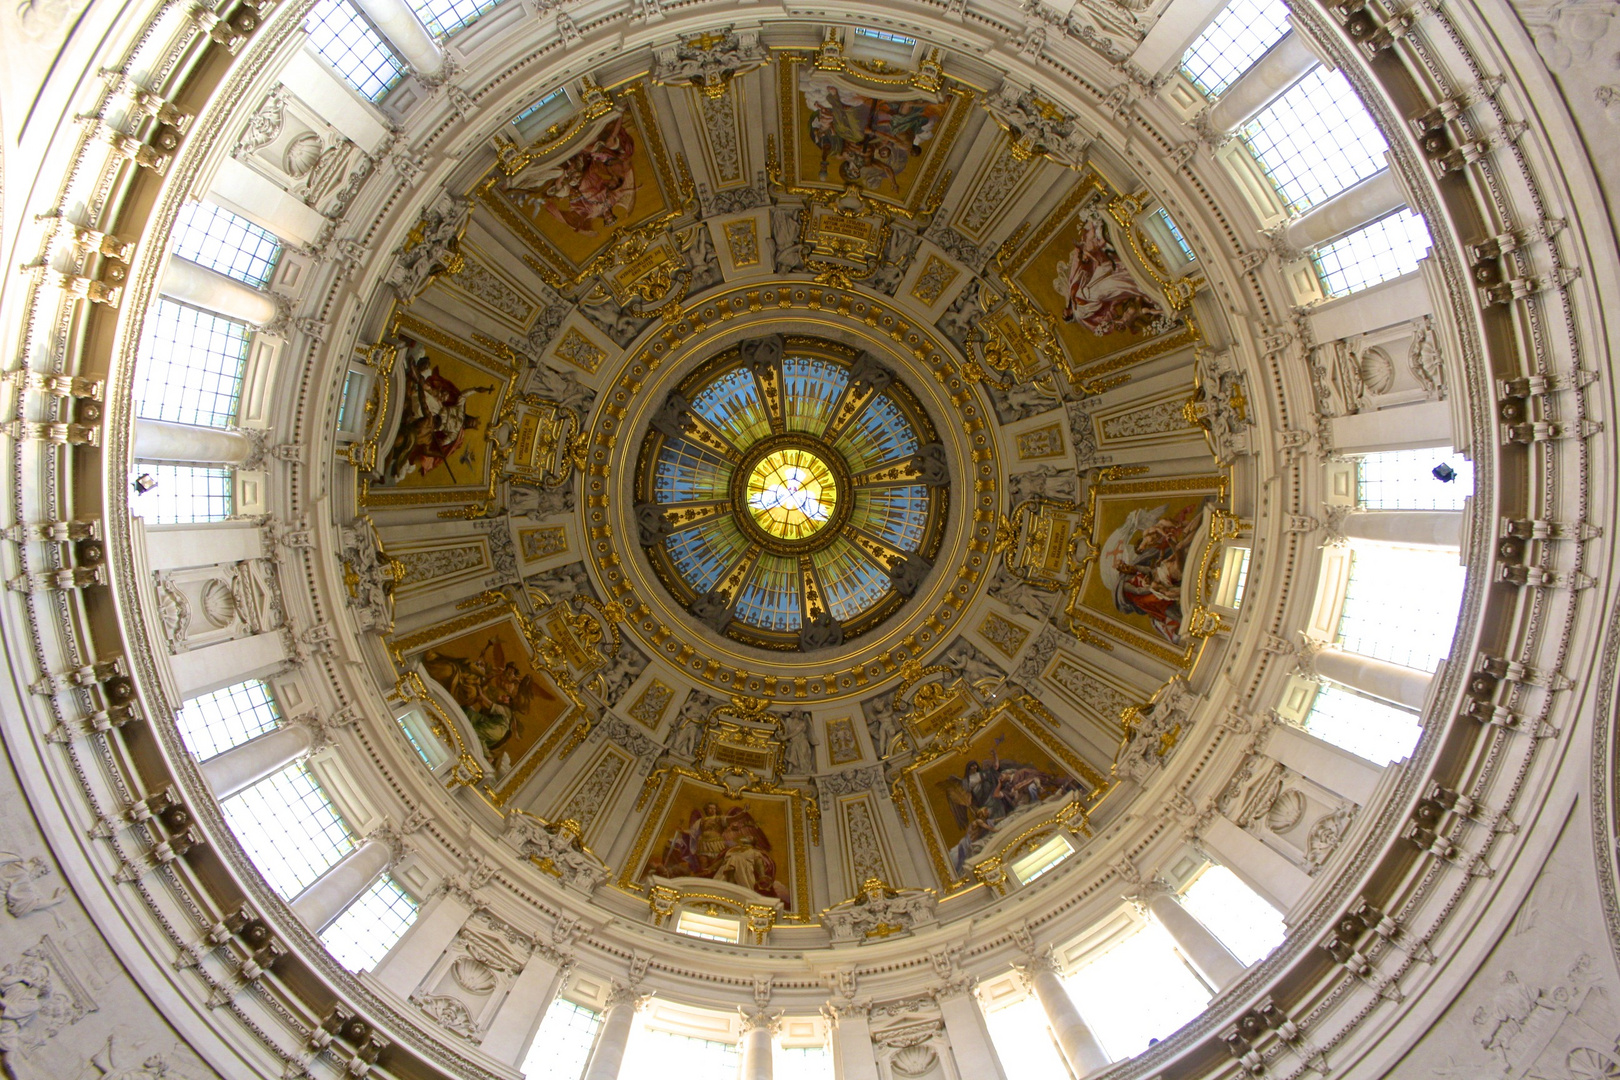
top-left (770, 47), bottom-right (969, 222)
top-left (384, 592), bottom-right (614, 806)
top-left (622, 763), bottom-right (817, 921)
top-left (475, 81), bottom-right (693, 289)
top-left (1061, 471), bottom-right (1232, 669)
top-left (886, 693), bottom-right (1108, 891)
top-left (978, 173), bottom-right (1205, 391)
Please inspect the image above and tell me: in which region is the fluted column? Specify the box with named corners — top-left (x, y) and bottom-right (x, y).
top-left (1205, 31), bottom-right (1319, 134)
top-left (1309, 645), bottom-right (1433, 709)
top-left (160, 255), bottom-right (279, 326)
top-left (200, 719), bottom-right (321, 800)
top-left (739, 1010), bottom-right (778, 1080)
top-left (370, 887), bottom-right (473, 996)
top-left (1199, 815), bottom-right (1311, 913)
top-left (1337, 509), bottom-right (1464, 549)
top-left (291, 827), bottom-right (406, 933)
top-left (582, 984), bottom-right (648, 1080)
top-left (1023, 954), bottom-right (1110, 1078)
top-left (935, 982), bottom-right (1008, 1080)
top-left (1140, 886), bottom-right (1246, 990)
top-left (169, 632), bottom-right (287, 699)
top-left (1283, 170), bottom-right (1407, 252)
top-left (482, 946), bottom-right (572, 1065)
top-left (348, 0), bottom-right (445, 80)
top-left (134, 418), bottom-right (255, 465)
top-left (824, 1002), bottom-right (880, 1080)
top-left (1267, 720), bottom-right (1385, 804)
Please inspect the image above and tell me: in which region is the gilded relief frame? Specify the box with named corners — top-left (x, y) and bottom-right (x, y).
top-left (887, 694), bottom-right (1106, 891)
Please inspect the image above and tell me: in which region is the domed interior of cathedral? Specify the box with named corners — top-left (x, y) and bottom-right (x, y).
top-left (1, 0), bottom-right (1617, 1077)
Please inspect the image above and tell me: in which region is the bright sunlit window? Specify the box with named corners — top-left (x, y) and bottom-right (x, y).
top-left (410, 0), bottom-right (501, 36)
top-left (523, 999), bottom-right (604, 1080)
top-left (1215, 545), bottom-right (1252, 609)
top-left (1156, 208), bottom-right (1196, 261)
top-left (1181, 0), bottom-right (1293, 97)
top-left (1242, 67), bottom-right (1389, 213)
top-left (1062, 920), bottom-right (1211, 1060)
top-left (985, 995), bottom-right (1070, 1080)
top-left (397, 706), bottom-right (449, 768)
top-left (675, 909), bottom-right (742, 943)
top-left (852, 27), bottom-right (918, 63)
top-left (621, 1026), bottom-right (740, 1080)
top-left (222, 763), bottom-right (355, 899)
top-left (514, 87), bottom-right (570, 129)
top-left (305, 0), bottom-right (406, 102)
top-left (1357, 448), bottom-right (1474, 510)
top-left (855, 27), bottom-right (916, 46)
top-left (1178, 865), bottom-right (1286, 966)
top-left (1302, 682), bottom-right (1422, 766)
top-left (170, 202), bottom-right (282, 288)
top-left (1337, 543), bottom-right (1466, 673)
top-left (1315, 209), bottom-right (1432, 295)
top-left (136, 299), bottom-right (250, 428)
top-left (1011, 834), bottom-right (1074, 885)
top-left (321, 875), bottom-right (418, 970)
top-left (176, 680), bottom-right (280, 761)
top-left (130, 465), bottom-right (234, 524)
top-left (775, 1044), bottom-right (836, 1080)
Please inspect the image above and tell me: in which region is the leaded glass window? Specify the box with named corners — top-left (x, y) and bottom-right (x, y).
top-left (135, 299), bottom-right (250, 427)
top-left (1181, 0), bottom-right (1293, 97)
top-left (1314, 209), bottom-right (1432, 295)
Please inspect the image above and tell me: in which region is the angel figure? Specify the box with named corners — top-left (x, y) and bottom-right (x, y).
top-left (424, 637), bottom-right (546, 757)
top-left (1051, 212), bottom-right (1162, 337)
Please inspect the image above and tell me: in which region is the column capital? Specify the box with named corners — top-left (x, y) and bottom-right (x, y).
top-left (929, 975), bottom-right (977, 1002)
top-left (1014, 945), bottom-right (1060, 983)
top-left (289, 713), bottom-right (335, 755)
top-left (820, 998), bottom-right (872, 1024)
top-left (1292, 635), bottom-right (1334, 680)
top-left (604, 981), bottom-right (652, 1012)
top-left (364, 820), bottom-right (413, 871)
top-left (739, 1006), bottom-right (784, 1034)
top-left (1122, 874), bottom-right (1177, 914)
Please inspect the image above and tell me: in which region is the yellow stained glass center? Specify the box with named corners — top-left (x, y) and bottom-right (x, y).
top-left (745, 448), bottom-right (838, 541)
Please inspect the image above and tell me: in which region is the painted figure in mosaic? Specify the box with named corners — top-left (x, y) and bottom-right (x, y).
top-left (381, 342), bottom-right (494, 484)
top-left (801, 73), bottom-right (945, 192)
top-left (1052, 211), bottom-right (1162, 337)
top-left (1100, 501), bottom-right (1206, 643)
top-left (506, 117), bottom-right (639, 235)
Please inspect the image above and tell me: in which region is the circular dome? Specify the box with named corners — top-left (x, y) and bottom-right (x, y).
top-left (637, 336), bottom-right (947, 650)
top-left (17, 0), bottom-right (1612, 1077)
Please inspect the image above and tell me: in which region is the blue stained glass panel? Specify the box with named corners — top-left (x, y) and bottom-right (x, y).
top-left (837, 393), bottom-right (920, 471)
top-left (665, 517), bottom-right (750, 595)
top-left (690, 366), bottom-right (772, 448)
top-left (854, 485), bottom-right (928, 552)
top-left (733, 556), bottom-right (803, 632)
top-left (782, 356), bottom-right (849, 434)
top-left (813, 539), bottom-right (890, 621)
top-left (654, 439), bottom-right (734, 504)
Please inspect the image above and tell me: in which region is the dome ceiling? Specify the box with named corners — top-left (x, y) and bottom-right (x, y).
top-left (335, 26), bottom-right (1243, 916)
top-left (8, 0), bottom-right (1610, 1070)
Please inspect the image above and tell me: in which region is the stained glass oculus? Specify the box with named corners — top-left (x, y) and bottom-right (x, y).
top-left (637, 337), bottom-right (947, 651)
top-left (746, 447), bottom-right (839, 542)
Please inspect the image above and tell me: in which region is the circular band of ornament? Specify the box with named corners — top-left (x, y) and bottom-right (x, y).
top-left (585, 283), bottom-right (1000, 703)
